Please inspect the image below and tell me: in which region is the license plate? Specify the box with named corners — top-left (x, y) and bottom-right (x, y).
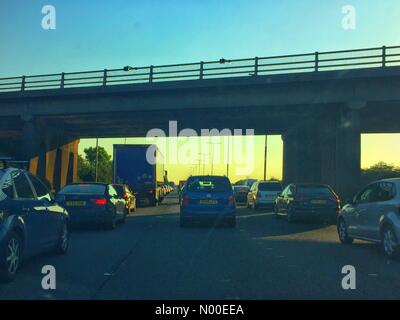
top-left (66, 201), bottom-right (86, 207)
top-left (200, 199), bottom-right (218, 205)
top-left (311, 200), bottom-right (327, 205)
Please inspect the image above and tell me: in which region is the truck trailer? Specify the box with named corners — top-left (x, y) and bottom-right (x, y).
top-left (113, 144), bottom-right (165, 207)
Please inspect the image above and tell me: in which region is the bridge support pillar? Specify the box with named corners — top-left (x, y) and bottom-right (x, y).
top-left (282, 127), bottom-right (323, 185)
top-left (335, 108), bottom-right (361, 201)
top-left (282, 108), bottom-right (361, 202)
top-left (21, 117), bottom-right (79, 190)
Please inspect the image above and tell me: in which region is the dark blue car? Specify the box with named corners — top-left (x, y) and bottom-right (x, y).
top-left (56, 183), bottom-right (127, 229)
top-left (0, 167), bottom-right (69, 282)
top-left (180, 175), bottom-right (236, 227)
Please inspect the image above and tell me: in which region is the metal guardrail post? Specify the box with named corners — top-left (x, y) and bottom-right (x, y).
top-left (199, 61), bottom-right (204, 79)
top-left (382, 46), bottom-right (387, 67)
top-left (21, 76), bottom-right (26, 91)
top-left (315, 52), bottom-right (319, 72)
top-left (103, 69), bottom-right (108, 86)
top-left (149, 65), bottom-right (154, 83)
top-left (254, 57), bottom-right (259, 76)
top-left (60, 72), bottom-right (65, 88)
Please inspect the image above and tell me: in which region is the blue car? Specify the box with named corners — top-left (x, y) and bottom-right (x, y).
top-left (180, 175), bottom-right (236, 227)
top-left (0, 166), bottom-right (69, 282)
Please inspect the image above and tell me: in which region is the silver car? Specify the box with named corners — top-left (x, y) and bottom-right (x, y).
top-left (337, 178), bottom-right (400, 258)
top-left (247, 181), bottom-right (282, 210)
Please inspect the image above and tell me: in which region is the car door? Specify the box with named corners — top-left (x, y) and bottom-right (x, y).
top-left (11, 170), bottom-right (46, 256)
top-left (362, 181), bottom-right (395, 241)
top-left (28, 173), bottom-right (62, 246)
top-left (349, 183), bottom-right (378, 238)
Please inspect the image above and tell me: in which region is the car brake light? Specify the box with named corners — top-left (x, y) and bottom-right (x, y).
top-left (182, 195), bottom-right (189, 206)
top-left (239, 190), bottom-right (247, 193)
top-left (94, 198), bottom-right (107, 205)
top-left (148, 189), bottom-right (153, 194)
top-left (123, 193), bottom-right (128, 199)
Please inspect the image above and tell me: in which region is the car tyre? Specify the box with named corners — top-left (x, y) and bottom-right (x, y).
top-left (337, 218), bottom-right (354, 245)
top-left (382, 226), bottom-right (399, 259)
top-left (55, 222), bottom-right (69, 255)
top-left (0, 232), bottom-right (22, 283)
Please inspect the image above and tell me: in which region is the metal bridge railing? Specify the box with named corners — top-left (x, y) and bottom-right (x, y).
top-left (1, 45), bottom-right (400, 92)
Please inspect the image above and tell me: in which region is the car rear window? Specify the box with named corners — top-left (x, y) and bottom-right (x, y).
top-left (187, 177), bottom-right (232, 193)
top-left (297, 186), bottom-right (335, 198)
top-left (59, 184), bottom-right (106, 195)
top-left (258, 182), bottom-right (282, 191)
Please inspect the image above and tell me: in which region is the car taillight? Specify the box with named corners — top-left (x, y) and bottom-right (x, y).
top-left (182, 195), bottom-right (189, 206)
top-left (123, 193), bottom-right (128, 199)
top-left (94, 198), bottom-right (107, 205)
top-left (148, 189), bottom-right (153, 194)
top-left (240, 190), bottom-right (247, 193)
top-left (229, 196), bottom-right (236, 206)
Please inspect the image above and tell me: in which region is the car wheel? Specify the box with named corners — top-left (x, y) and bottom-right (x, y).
top-left (337, 218), bottom-right (354, 245)
top-left (0, 232), bottom-right (22, 283)
top-left (382, 226), bottom-right (399, 259)
top-left (55, 222), bottom-right (69, 255)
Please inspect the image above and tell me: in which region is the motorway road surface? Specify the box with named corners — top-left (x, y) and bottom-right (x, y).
top-left (1, 192), bottom-right (400, 300)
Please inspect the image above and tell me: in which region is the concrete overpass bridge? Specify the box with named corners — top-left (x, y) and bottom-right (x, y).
top-left (1, 45), bottom-right (400, 196)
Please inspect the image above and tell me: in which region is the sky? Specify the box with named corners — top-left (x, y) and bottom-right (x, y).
top-left (1, 0), bottom-right (400, 183)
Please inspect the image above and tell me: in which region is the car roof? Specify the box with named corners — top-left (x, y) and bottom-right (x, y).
top-left (292, 183), bottom-right (331, 188)
top-left (374, 178), bottom-right (400, 184)
top-left (64, 182), bottom-right (109, 186)
top-left (258, 181), bottom-right (281, 184)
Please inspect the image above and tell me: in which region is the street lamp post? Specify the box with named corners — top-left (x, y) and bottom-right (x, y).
top-left (95, 138), bottom-right (99, 182)
top-left (263, 135), bottom-right (268, 181)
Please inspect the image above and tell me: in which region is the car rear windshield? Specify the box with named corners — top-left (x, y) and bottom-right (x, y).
top-left (186, 177), bottom-right (232, 192)
top-left (297, 186), bottom-right (335, 199)
top-left (258, 182), bottom-right (282, 191)
top-left (59, 184), bottom-right (106, 195)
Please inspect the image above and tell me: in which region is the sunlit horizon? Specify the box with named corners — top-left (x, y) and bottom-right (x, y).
top-left (78, 133), bottom-right (400, 183)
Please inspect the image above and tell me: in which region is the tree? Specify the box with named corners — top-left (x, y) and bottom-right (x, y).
top-left (361, 162), bottom-right (400, 186)
top-left (78, 147), bottom-right (112, 183)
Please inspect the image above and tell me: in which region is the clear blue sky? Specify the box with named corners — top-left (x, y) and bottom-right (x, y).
top-left (2, 0), bottom-right (400, 183)
top-left (1, 0), bottom-right (400, 76)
